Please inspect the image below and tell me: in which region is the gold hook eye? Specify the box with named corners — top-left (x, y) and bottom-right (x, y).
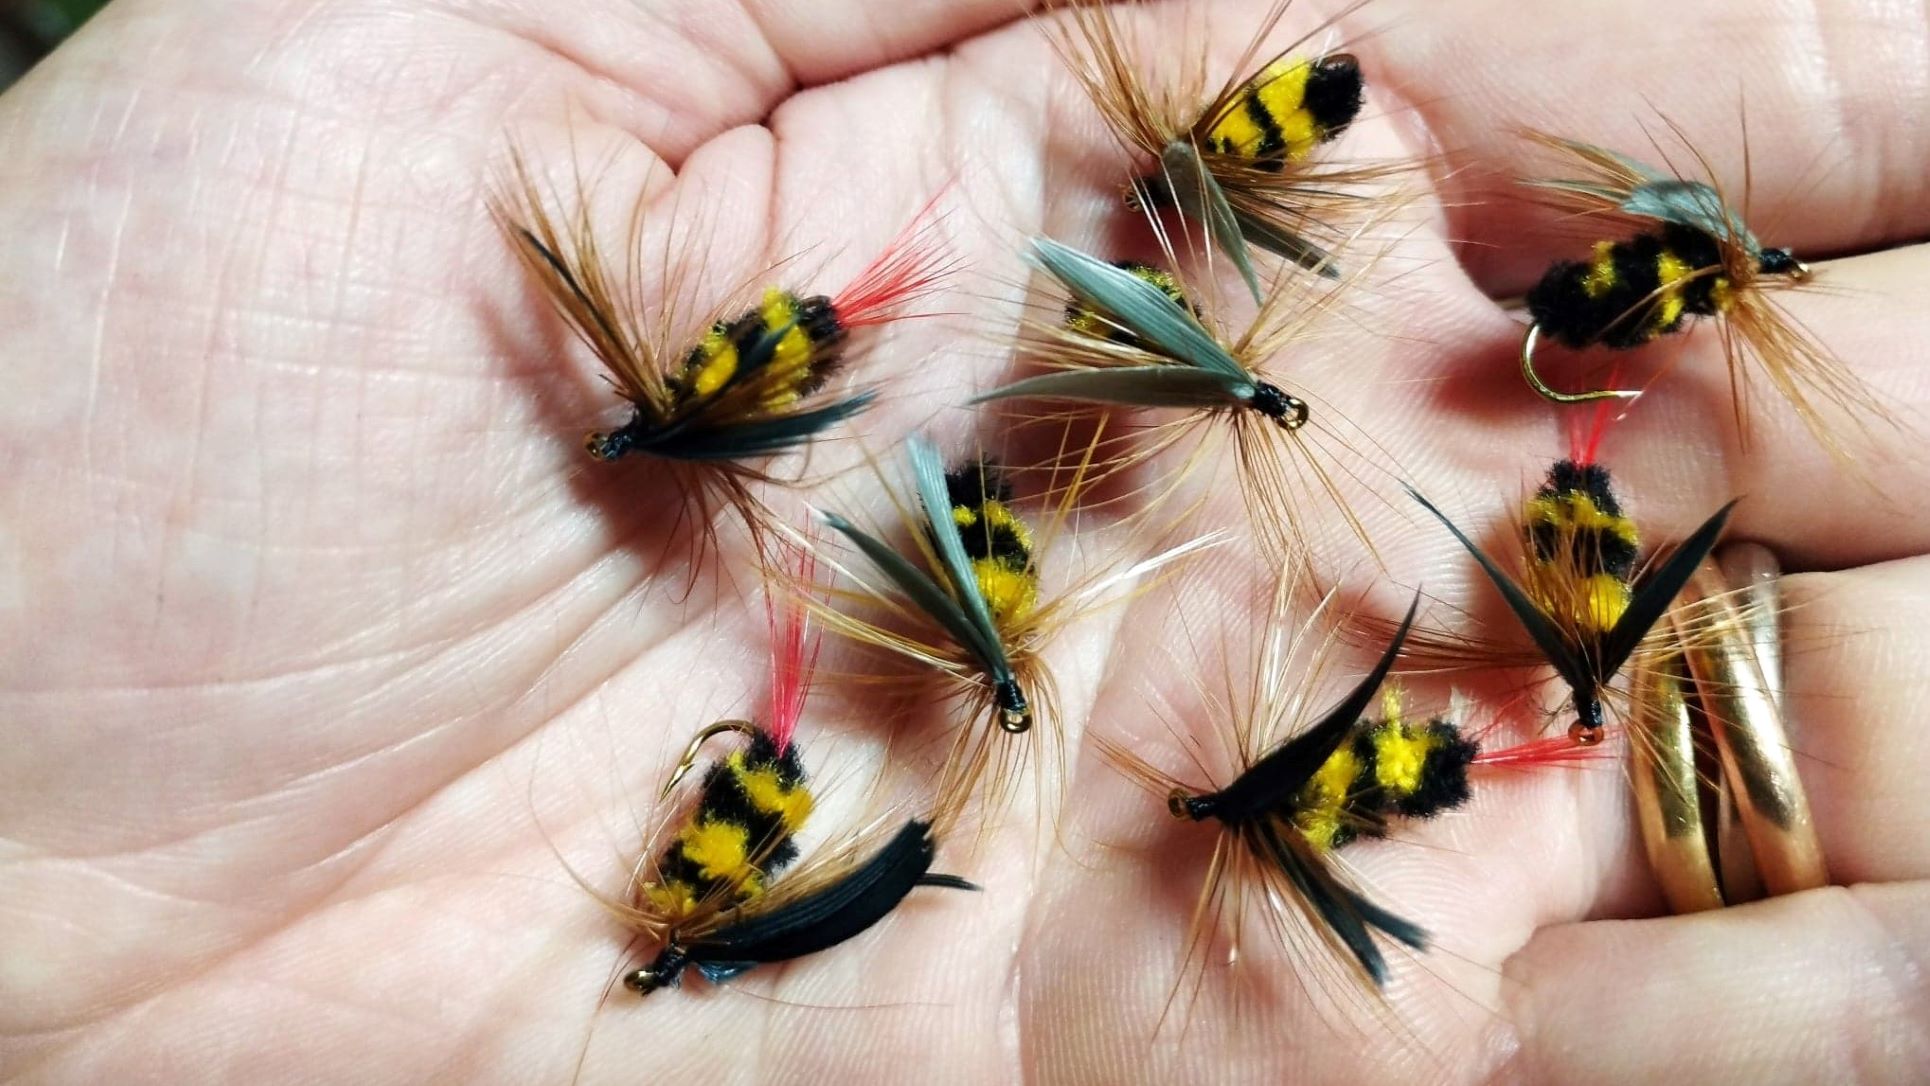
top-left (1166, 788), bottom-right (1194, 821)
top-left (1788, 259), bottom-right (1814, 284)
top-left (659, 719), bottom-right (759, 800)
top-left (1276, 395), bottom-right (1309, 431)
top-left (1519, 322), bottom-right (1643, 405)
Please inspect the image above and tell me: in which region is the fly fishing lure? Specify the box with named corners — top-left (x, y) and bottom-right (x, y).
top-left (626, 816), bottom-right (975, 994)
top-left (591, 573), bottom-right (975, 997)
top-left (811, 439), bottom-right (1055, 827)
top-left (490, 150), bottom-right (951, 555)
top-left (1044, 0), bottom-right (1386, 301)
top-left (1409, 452), bottom-right (1735, 746)
top-left (1095, 561), bottom-right (1613, 1052)
top-left (1105, 582), bottom-right (1428, 995)
top-left (976, 237), bottom-right (1382, 562)
top-left (809, 435), bottom-right (1219, 825)
top-left (820, 439), bottom-right (1045, 733)
top-left (1518, 130), bottom-right (1886, 454)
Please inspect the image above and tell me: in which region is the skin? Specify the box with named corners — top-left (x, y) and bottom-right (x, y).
top-left (2, 0), bottom-right (1928, 1081)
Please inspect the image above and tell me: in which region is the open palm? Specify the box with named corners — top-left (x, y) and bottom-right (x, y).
top-left (5, 0), bottom-right (1929, 1082)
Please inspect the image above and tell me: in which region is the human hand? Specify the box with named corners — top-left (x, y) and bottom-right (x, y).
top-left (2, 0), bottom-right (1927, 1082)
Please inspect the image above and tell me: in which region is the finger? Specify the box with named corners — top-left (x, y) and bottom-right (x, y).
top-left (462, 0), bottom-right (1040, 158)
top-left (1364, 0), bottom-right (1930, 293)
top-left (1777, 556), bottom-right (1930, 884)
top-left (30, 0), bottom-right (1038, 172)
top-left (1502, 882), bottom-right (1930, 1083)
top-left (744, 0), bottom-right (1036, 85)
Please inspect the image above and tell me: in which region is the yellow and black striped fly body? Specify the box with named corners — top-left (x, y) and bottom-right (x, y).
top-left (1521, 458), bottom-right (1641, 639)
top-left (1291, 689), bottom-right (1479, 853)
top-left (637, 724), bottom-right (814, 926)
top-left (1194, 53), bottom-right (1362, 176)
top-left (1517, 130), bottom-right (1891, 457)
top-left (1412, 452), bottom-right (1735, 745)
top-left (587, 287), bottom-right (857, 462)
top-left (1527, 224), bottom-right (1778, 355)
top-left (489, 148), bottom-right (951, 561)
top-left (1044, 0), bottom-right (1391, 301)
top-left (940, 461), bottom-right (1041, 630)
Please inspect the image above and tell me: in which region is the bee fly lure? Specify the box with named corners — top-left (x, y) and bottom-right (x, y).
top-left (1517, 132), bottom-right (1887, 457)
top-left (1164, 594), bottom-right (1428, 985)
top-left (1410, 461), bottom-right (1736, 746)
top-left (618, 579), bottom-right (974, 995)
top-left (819, 436), bottom-right (1040, 734)
top-left (972, 238), bottom-right (1376, 562)
top-left (492, 159), bottom-right (951, 550)
top-left (1047, 0), bottom-right (1372, 301)
top-left (628, 817), bottom-right (976, 994)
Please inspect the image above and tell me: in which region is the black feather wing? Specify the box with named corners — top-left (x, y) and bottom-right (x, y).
top-left (683, 820), bottom-right (972, 966)
top-left (1202, 595), bottom-right (1418, 822)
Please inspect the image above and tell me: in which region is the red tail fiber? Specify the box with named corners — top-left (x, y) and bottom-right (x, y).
top-left (1467, 691), bottom-right (1614, 770)
top-left (764, 540), bottom-right (821, 750)
top-left (830, 187), bottom-right (958, 329)
top-left (1565, 363), bottom-right (1624, 466)
top-left (1474, 733), bottom-right (1612, 770)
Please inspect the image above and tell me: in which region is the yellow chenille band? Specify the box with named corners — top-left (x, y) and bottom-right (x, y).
top-left (1530, 571), bottom-right (1630, 636)
top-left (755, 288), bottom-right (816, 409)
top-left (1579, 571), bottom-right (1632, 631)
top-left (1524, 491), bottom-right (1639, 549)
top-left (679, 819), bottom-right (756, 884)
top-left (641, 880), bottom-right (701, 920)
top-left (1206, 59), bottom-right (1319, 160)
top-left (1581, 240), bottom-right (1619, 298)
top-left (971, 558), bottom-right (1037, 625)
top-left (1370, 723), bottom-right (1440, 801)
top-left (979, 500), bottom-right (1034, 552)
top-left (688, 328), bottom-right (739, 398)
top-left (1649, 248), bottom-right (1692, 334)
top-left (1294, 744), bottom-right (1361, 852)
top-left (730, 754), bottom-right (815, 832)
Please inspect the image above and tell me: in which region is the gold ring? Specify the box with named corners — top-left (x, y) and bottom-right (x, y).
top-left (1629, 648), bottom-right (1724, 913)
top-left (1632, 543), bottom-right (1826, 912)
top-left (1710, 542), bottom-right (1784, 903)
top-left (1674, 552), bottom-right (1827, 896)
